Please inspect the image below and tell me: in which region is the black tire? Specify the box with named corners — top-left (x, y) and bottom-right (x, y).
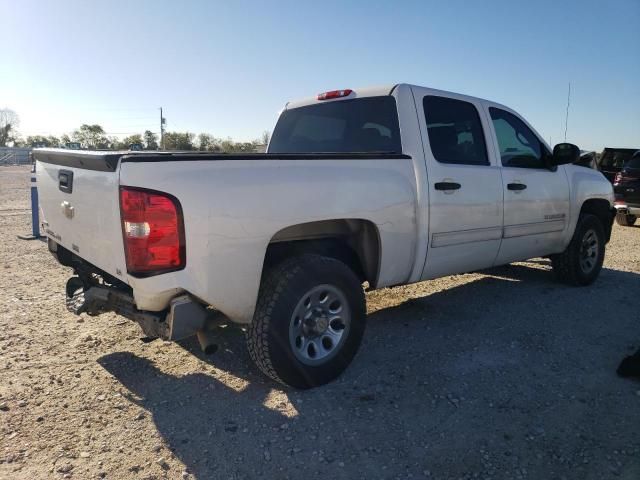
top-left (551, 213), bottom-right (606, 286)
top-left (615, 212), bottom-right (637, 227)
top-left (247, 254), bottom-right (366, 389)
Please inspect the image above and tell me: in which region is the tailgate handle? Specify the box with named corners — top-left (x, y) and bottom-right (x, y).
top-left (58, 170), bottom-right (73, 193)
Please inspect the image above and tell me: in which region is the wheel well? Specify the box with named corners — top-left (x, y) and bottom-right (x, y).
top-left (264, 219), bottom-right (380, 287)
top-left (580, 199), bottom-right (613, 241)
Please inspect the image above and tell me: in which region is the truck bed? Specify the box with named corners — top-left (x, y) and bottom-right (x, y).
top-left (34, 148), bottom-right (417, 320)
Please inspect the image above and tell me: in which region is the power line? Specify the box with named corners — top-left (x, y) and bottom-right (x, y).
top-left (85, 116), bottom-right (159, 121)
top-left (103, 131), bottom-right (161, 135)
top-left (94, 124), bottom-right (159, 129)
top-left (20, 131), bottom-right (160, 136)
top-left (72, 107), bottom-right (160, 112)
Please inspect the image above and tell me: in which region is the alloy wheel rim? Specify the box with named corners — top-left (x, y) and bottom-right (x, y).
top-left (289, 284), bottom-right (350, 366)
top-left (579, 229), bottom-right (599, 274)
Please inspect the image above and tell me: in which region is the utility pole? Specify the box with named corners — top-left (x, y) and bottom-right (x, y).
top-left (159, 107), bottom-right (166, 150)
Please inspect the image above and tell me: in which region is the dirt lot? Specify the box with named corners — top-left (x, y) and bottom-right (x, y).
top-left (0, 164), bottom-right (639, 480)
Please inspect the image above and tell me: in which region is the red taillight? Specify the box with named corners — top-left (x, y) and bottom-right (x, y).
top-left (317, 89), bottom-right (353, 101)
top-left (119, 187), bottom-right (185, 275)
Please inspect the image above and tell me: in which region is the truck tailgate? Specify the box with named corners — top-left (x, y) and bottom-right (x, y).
top-left (35, 151), bottom-right (128, 283)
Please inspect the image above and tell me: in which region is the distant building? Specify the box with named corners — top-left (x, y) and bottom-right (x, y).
top-left (253, 144), bottom-right (267, 153)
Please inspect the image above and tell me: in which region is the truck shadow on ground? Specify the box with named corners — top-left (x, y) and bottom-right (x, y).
top-left (98, 261), bottom-right (640, 479)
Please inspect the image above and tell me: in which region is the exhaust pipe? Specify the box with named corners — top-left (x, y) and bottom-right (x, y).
top-left (196, 329), bottom-right (219, 355)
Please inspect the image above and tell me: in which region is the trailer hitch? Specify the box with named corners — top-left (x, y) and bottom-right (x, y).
top-left (65, 276), bottom-right (168, 337)
top-left (64, 276), bottom-right (212, 344)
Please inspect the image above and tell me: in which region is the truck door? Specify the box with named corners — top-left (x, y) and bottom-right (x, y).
top-left (485, 106), bottom-right (570, 264)
top-left (414, 90), bottom-right (504, 280)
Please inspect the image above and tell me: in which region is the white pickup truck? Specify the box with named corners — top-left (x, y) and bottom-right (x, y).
top-left (35, 84), bottom-right (615, 388)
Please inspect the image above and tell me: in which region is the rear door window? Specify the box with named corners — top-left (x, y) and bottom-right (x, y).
top-left (423, 96), bottom-right (489, 166)
top-left (269, 96), bottom-right (401, 154)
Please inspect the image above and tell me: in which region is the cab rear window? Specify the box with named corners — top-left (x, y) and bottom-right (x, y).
top-left (600, 150), bottom-right (636, 168)
top-left (269, 96), bottom-right (402, 154)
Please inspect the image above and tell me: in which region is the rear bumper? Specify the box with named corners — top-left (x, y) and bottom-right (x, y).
top-left (614, 203), bottom-right (640, 216)
top-left (613, 189), bottom-right (640, 215)
top-left (613, 184), bottom-right (640, 213)
top-left (51, 239), bottom-right (209, 340)
top-left (66, 278), bottom-right (208, 340)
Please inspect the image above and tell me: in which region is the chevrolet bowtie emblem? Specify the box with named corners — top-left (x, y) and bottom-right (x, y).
top-left (61, 200), bottom-right (75, 219)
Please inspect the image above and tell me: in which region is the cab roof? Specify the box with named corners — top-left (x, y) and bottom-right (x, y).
top-left (285, 83), bottom-right (505, 111)
top-left (285, 84), bottom-right (397, 110)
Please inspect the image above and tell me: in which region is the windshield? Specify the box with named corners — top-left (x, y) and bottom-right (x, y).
top-left (268, 96), bottom-right (402, 154)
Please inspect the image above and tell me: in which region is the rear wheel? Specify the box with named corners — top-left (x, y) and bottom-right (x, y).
top-left (551, 214), bottom-right (605, 286)
top-left (615, 212), bottom-right (637, 227)
top-left (247, 254), bottom-right (366, 389)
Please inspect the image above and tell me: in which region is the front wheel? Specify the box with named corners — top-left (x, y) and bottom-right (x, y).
top-left (551, 213), bottom-right (606, 286)
top-left (247, 254), bottom-right (366, 389)
top-left (616, 212), bottom-right (637, 227)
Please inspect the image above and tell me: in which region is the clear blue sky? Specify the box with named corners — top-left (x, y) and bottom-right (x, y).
top-left (2, 0), bottom-right (639, 150)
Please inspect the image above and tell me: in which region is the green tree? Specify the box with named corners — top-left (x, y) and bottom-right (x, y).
top-left (209, 138), bottom-right (223, 152)
top-left (26, 135), bottom-right (60, 147)
top-left (0, 109), bottom-right (19, 147)
top-left (219, 138), bottom-right (235, 152)
top-left (198, 133), bottom-right (214, 151)
top-left (115, 134), bottom-right (144, 150)
top-left (163, 132), bottom-right (195, 150)
top-left (107, 136), bottom-right (120, 149)
top-left (143, 130), bottom-right (158, 150)
top-left (72, 124), bottom-right (108, 149)
top-left (218, 138), bottom-right (259, 152)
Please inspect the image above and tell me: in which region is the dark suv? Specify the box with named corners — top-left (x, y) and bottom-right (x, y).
top-left (613, 150), bottom-right (640, 226)
top-left (599, 147), bottom-right (638, 183)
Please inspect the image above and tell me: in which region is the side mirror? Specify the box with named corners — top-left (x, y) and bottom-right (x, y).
top-left (550, 143), bottom-right (580, 166)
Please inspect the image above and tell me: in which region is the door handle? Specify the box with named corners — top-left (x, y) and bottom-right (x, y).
top-left (434, 182), bottom-right (461, 191)
top-left (507, 183), bottom-right (527, 191)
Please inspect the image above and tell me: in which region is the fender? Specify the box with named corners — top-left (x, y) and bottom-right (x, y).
top-left (562, 164), bottom-right (615, 247)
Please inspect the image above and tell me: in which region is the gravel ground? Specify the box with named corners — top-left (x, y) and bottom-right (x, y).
top-left (1, 164), bottom-right (639, 480)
